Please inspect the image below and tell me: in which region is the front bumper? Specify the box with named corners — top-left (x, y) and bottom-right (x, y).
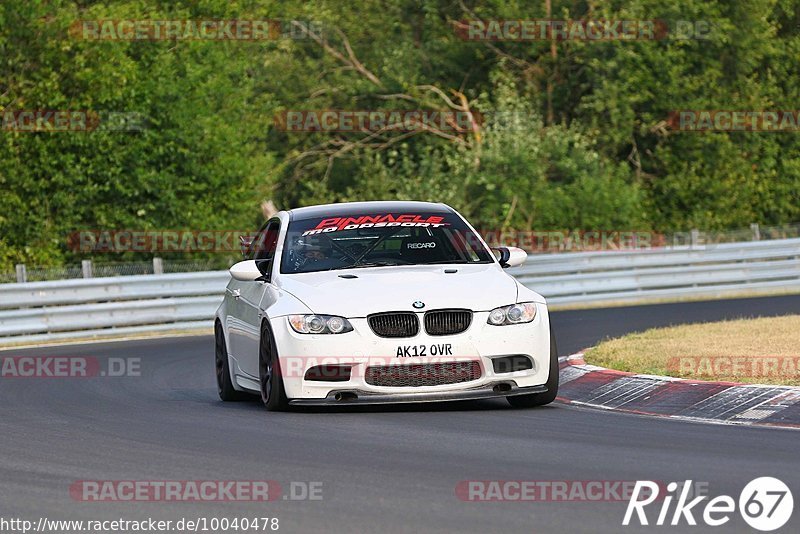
top-left (288, 383), bottom-right (548, 406)
top-left (269, 304), bottom-right (552, 401)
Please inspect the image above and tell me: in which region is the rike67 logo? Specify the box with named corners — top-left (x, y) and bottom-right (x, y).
top-left (624, 477), bottom-right (793, 531)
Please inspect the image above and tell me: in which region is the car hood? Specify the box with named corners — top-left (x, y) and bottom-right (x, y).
top-left (276, 264), bottom-right (524, 317)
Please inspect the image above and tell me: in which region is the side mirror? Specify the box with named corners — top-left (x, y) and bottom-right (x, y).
top-left (230, 260), bottom-right (267, 282)
top-left (492, 246), bottom-right (527, 268)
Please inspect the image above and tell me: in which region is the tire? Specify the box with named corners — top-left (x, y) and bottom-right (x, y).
top-left (507, 327), bottom-right (559, 408)
top-left (215, 323), bottom-right (249, 401)
top-left (259, 321), bottom-right (289, 411)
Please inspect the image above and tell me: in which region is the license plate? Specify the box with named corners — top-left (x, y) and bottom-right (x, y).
top-left (396, 344), bottom-right (453, 357)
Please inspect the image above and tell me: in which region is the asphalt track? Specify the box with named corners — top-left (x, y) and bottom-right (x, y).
top-left (1, 295), bottom-right (799, 533)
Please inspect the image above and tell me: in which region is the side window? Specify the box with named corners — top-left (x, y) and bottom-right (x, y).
top-left (245, 222), bottom-right (269, 260)
top-left (254, 220), bottom-right (280, 277)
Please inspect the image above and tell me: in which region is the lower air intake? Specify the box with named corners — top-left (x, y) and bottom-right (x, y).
top-left (364, 360), bottom-right (482, 387)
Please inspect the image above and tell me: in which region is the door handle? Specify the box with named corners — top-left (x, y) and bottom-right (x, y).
top-left (231, 289), bottom-right (241, 299)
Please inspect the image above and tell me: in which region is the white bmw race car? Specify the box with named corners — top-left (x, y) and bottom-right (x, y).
top-left (214, 201), bottom-right (557, 410)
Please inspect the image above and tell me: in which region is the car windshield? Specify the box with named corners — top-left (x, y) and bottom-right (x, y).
top-left (281, 211), bottom-right (494, 274)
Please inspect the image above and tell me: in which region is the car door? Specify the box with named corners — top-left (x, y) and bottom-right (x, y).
top-left (224, 228), bottom-right (259, 344)
top-left (232, 219), bottom-right (281, 378)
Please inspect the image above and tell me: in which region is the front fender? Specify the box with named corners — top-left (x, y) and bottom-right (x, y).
top-left (264, 287), bottom-right (314, 320)
top-left (515, 281), bottom-right (547, 306)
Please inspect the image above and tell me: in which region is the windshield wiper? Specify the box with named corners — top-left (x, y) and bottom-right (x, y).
top-left (330, 261), bottom-right (402, 271)
top-left (417, 259), bottom-right (492, 265)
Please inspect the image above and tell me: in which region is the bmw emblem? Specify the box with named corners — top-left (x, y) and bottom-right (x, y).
top-left (412, 301), bottom-right (425, 309)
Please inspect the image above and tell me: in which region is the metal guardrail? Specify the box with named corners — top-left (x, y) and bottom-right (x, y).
top-left (0, 272), bottom-right (229, 344)
top-left (1, 238), bottom-right (799, 345)
top-left (509, 238), bottom-right (800, 304)
top-left (0, 271), bottom-right (229, 309)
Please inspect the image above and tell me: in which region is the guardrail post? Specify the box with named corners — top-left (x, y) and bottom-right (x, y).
top-left (750, 223), bottom-right (761, 241)
top-left (153, 257), bottom-right (164, 275)
top-left (690, 229), bottom-right (700, 249)
top-left (81, 260), bottom-right (93, 278)
top-left (15, 264), bottom-right (27, 283)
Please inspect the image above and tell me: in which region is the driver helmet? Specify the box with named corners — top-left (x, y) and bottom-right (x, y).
top-left (294, 236), bottom-right (331, 263)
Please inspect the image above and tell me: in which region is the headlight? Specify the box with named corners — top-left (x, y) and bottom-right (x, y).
top-left (288, 314), bottom-right (354, 334)
top-left (486, 303), bottom-right (536, 325)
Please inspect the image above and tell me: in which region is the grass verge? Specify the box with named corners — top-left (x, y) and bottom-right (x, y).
top-left (584, 315), bottom-right (800, 386)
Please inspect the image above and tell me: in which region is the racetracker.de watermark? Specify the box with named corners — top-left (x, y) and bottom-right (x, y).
top-left (0, 357), bottom-right (140, 378)
top-left (667, 356), bottom-right (800, 379)
top-left (69, 20), bottom-right (322, 40)
top-left (454, 19), bottom-right (712, 41)
top-left (70, 481), bottom-right (279, 502)
top-left (69, 480), bottom-right (323, 502)
top-left (480, 230), bottom-right (658, 252)
top-left (668, 110), bottom-right (800, 132)
top-left (67, 230), bottom-right (256, 254)
top-left (274, 110), bottom-right (480, 133)
top-left (275, 110), bottom-right (590, 133)
top-left (1, 110), bottom-right (145, 132)
top-left (67, 228), bottom-right (707, 254)
top-left (455, 480), bottom-right (709, 502)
